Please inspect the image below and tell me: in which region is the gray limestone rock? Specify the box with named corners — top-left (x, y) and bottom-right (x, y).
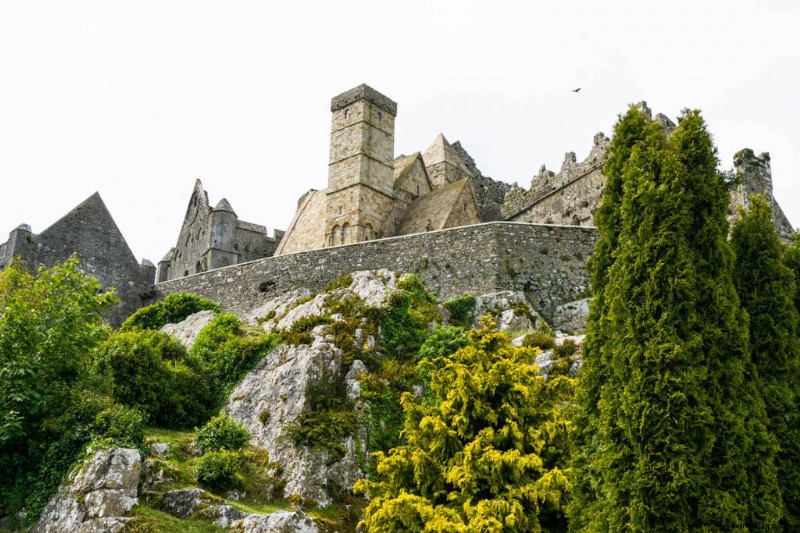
top-left (251, 270), bottom-right (397, 333)
top-left (77, 516), bottom-right (131, 532)
top-left (160, 488), bottom-right (213, 519)
top-left (196, 504), bottom-right (249, 528)
top-left (150, 442), bottom-right (170, 456)
top-left (552, 298), bottom-right (591, 335)
top-left (472, 291), bottom-right (545, 332)
top-left (160, 309), bottom-right (217, 349)
top-left (233, 510), bottom-right (318, 533)
top-left (139, 459), bottom-right (176, 496)
top-left (225, 331), bottom-right (365, 506)
top-left (246, 288), bottom-right (313, 328)
top-left (34, 448), bottom-right (141, 533)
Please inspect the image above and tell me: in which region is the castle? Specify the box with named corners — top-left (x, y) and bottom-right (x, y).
top-left (0, 84), bottom-right (793, 326)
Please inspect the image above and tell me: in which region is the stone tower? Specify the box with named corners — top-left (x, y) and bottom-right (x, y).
top-left (325, 84), bottom-right (397, 246)
top-left (206, 198), bottom-right (238, 269)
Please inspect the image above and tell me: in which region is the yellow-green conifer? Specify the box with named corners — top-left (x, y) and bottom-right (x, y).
top-left (357, 319), bottom-right (574, 532)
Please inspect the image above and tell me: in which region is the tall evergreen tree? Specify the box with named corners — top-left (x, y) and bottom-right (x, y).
top-left (569, 104), bottom-right (653, 527)
top-left (571, 109), bottom-right (782, 530)
top-left (784, 235), bottom-right (800, 317)
top-left (732, 196), bottom-right (800, 530)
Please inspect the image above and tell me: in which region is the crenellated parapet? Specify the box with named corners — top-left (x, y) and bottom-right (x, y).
top-left (502, 132), bottom-right (609, 226)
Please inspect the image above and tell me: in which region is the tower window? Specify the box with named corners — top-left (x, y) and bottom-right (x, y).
top-left (344, 108), bottom-right (350, 119)
top-left (376, 111), bottom-right (382, 120)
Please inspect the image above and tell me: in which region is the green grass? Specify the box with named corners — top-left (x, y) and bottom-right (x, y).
top-left (139, 427), bottom-right (292, 528)
top-left (126, 505), bottom-right (225, 532)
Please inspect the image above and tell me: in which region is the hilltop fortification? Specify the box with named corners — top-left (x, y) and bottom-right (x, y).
top-left (0, 86), bottom-right (793, 324)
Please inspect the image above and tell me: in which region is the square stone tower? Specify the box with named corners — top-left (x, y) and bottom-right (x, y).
top-left (326, 84), bottom-right (397, 246)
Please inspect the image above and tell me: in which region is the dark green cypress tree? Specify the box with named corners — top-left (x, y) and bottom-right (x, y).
top-left (785, 235), bottom-right (800, 316)
top-left (569, 104), bottom-right (652, 528)
top-left (571, 108), bottom-right (782, 530)
top-left (732, 196), bottom-right (800, 530)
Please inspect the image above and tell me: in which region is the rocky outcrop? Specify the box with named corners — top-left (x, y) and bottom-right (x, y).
top-left (232, 510), bottom-right (318, 533)
top-left (34, 448), bottom-right (141, 533)
top-left (198, 504), bottom-right (249, 528)
top-left (552, 298), bottom-right (591, 334)
top-left (225, 328), bottom-right (365, 506)
top-left (160, 309), bottom-right (216, 349)
top-left (472, 291), bottom-right (545, 332)
top-left (536, 335), bottom-right (584, 378)
top-left (160, 488), bottom-right (213, 518)
top-left (226, 271), bottom-right (407, 506)
top-left (253, 270), bottom-right (398, 333)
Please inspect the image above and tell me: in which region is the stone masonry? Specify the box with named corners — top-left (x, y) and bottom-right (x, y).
top-left (153, 221), bottom-right (596, 321)
top-left (0, 193), bottom-right (154, 326)
top-left (1, 88), bottom-right (795, 327)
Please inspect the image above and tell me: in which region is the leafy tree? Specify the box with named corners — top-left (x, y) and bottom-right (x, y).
top-left (120, 292), bottom-right (219, 331)
top-left (732, 196), bottom-right (800, 529)
top-left (356, 319), bottom-right (574, 532)
top-left (571, 109), bottom-right (782, 530)
top-left (0, 257), bottom-right (142, 522)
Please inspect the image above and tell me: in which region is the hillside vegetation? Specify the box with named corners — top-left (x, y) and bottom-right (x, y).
top-left (2, 105), bottom-right (800, 532)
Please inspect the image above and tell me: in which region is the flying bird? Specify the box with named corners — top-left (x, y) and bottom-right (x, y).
top-left (572, 88), bottom-right (581, 93)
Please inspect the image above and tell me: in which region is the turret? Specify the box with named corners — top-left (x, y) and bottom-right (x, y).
top-left (205, 198), bottom-right (239, 270)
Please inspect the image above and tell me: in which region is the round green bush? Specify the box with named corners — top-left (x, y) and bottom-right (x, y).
top-left (195, 450), bottom-right (241, 491)
top-left (195, 413), bottom-right (251, 454)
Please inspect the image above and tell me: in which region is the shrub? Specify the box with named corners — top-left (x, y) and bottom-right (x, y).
top-left (283, 315), bottom-right (334, 345)
top-left (120, 292), bottom-right (220, 331)
top-left (94, 330), bottom-right (215, 428)
top-left (522, 331), bottom-right (556, 350)
top-left (325, 274), bottom-right (353, 292)
top-left (382, 275), bottom-right (439, 359)
top-left (190, 313), bottom-right (280, 396)
top-left (442, 296), bottom-right (476, 328)
top-left (195, 413), bottom-right (251, 454)
top-left (283, 370), bottom-right (358, 463)
top-left (92, 403), bottom-right (146, 450)
top-left (195, 450), bottom-right (241, 491)
top-left (415, 326), bottom-right (470, 400)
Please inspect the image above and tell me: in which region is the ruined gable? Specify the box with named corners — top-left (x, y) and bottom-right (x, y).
top-left (422, 133), bottom-right (477, 188)
top-left (157, 180), bottom-right (281, 281)
top-left (0, 192), bottom-right (154, 326)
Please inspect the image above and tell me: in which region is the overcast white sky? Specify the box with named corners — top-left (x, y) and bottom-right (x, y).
top-left (1, 0), bottom-right (798, 264)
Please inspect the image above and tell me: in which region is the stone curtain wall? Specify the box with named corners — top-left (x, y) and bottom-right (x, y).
top-left (153, 222), bottom-right (596, 320)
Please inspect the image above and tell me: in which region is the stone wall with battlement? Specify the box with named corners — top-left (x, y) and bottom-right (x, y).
top-left (502, 132), bottom-right (609, 226)
top-left (153, 221), bottom-right (597, 320)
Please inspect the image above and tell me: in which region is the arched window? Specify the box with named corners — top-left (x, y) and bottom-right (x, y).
top-left (331, 225), bottom-right (341, 246)
top-left (342, 222), bottom-right (350, 244)
top-left (365, 223), bottom-right (373, 240)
